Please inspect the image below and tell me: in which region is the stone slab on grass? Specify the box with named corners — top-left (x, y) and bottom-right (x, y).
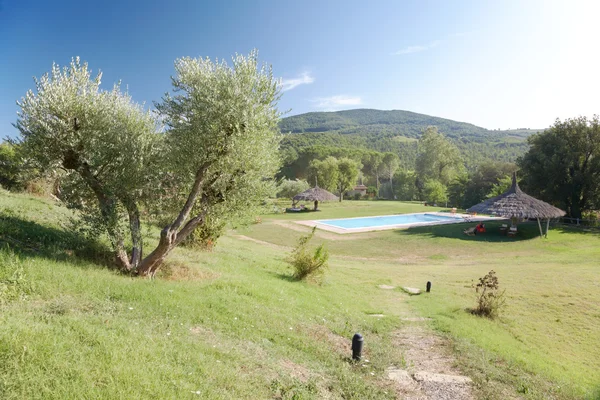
top-left (402, 287), bottom-right (421, 295)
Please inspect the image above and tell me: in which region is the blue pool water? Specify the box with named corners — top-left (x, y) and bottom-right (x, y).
top-left (317, 213), bottom-right (461, 229)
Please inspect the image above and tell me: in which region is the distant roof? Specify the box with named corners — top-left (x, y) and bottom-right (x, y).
top-left (467, 173), bottom-right (566, 219)
top-left (354, 184), bottom-right (368, 190)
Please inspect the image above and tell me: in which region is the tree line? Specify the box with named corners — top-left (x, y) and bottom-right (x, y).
top-left (277, 119), bottom-right (600, 219)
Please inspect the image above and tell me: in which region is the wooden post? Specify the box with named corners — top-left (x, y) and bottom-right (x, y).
top-left (545, 218), bottom-right (550, 238)
top-left (537, 218), bottom-right (544, 238)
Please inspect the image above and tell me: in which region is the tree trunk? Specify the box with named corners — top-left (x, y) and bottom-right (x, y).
top-left (135, 166), bottom-right (210, 277)
top-left (75, 159), bottom-right (132, 271)
top-left (121, 196), bottom-right (142, 270)
top-left (136, 214), bottom-right (205, 277)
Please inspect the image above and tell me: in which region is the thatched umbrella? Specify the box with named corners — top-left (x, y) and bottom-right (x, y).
top-left (293, 186), bottom-right (339, 210)
top-left (467, 173), bottom-right (566, 237)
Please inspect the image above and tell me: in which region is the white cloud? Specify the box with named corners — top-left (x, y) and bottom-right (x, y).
top-left (280, 71), bottom-right (314, 91)
top-left (392, 39), bottom-right (442, 55)
top-left (311, 95), bottom-right (363, 111)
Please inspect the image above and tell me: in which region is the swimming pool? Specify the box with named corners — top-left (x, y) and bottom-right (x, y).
top-left (312, 212), bottom-right (464, 232)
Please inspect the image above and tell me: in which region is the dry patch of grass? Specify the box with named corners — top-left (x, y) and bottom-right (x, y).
top-left (156, 259), bottom-right (220, 281)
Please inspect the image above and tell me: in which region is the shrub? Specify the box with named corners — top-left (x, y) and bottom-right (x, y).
top-left (471, 270), bottom-right (506, 319)
top-left (181, 218), bottom-right (226, 251)
top-left (288, 227), bottom-right (329, 282)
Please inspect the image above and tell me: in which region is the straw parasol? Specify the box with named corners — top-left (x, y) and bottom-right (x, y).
top-left (467, 173), bottom-right (566, 237)
top-left (293, 186), bottom-right (339, 210)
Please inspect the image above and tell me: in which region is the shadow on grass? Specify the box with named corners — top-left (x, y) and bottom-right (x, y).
top-left (268, 271), bottom-right (299, 282)
top-left (0, 213), bottom-right (115, 269)
top-left (395, 221), bottom-right (543, 242)
top-left (552, 224), bottom-right (600, 236)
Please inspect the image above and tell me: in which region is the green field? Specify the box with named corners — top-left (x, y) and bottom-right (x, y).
top-left (1, 192), bottom-right (599, 399)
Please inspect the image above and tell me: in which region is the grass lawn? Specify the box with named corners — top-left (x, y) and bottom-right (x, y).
top-left (1, 193), bottom-right (599, 399)
top-left (243, 200), bottom-right (600, 399)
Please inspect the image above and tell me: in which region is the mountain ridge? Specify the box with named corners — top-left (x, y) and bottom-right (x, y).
top-left (279, 108), bottom-right (540, 141)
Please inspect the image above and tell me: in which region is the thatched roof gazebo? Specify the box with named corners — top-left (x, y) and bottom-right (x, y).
top-left (293, 186), bottom-right (339, 210)
top-left (467, 173), bottom-right (566, 237)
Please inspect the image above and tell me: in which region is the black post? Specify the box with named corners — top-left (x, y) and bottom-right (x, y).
top-left (426, 281), bottom-right (432, 293)
top-left (352, 333), bottom-right (363, 361)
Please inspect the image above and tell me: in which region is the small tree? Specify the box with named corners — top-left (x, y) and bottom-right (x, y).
top-left (423, 179), bottom-right (448, 205)
top-left (288, 227), bottom-right (329, 282)
top-left (381, 153), bottom-right (400, 197)
top-left (337, 157), bottom-right (360, 201)
top-left (307, 156), bottom-right (339, 192)
top-left (276, 179), bottom-right (309, 200)
top-left (416, 126), bottom-right (463, 186)
top-left (472, 270), bottom-right (506, 319)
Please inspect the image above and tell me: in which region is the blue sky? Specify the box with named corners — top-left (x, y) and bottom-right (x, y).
top-left (1, 0), bottom-right (599, 137)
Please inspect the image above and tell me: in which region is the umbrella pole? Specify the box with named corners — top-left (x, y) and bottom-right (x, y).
top-left (537, 218), bottom-right (544, 238)
top-left (545, 218), bottom-right (550, 238)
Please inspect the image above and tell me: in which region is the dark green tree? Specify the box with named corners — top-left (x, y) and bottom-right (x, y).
top-left (519, 116), bottom-right (600, 218)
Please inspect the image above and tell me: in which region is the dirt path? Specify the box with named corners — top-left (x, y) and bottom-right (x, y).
top-left (387, 322), bottom-right (474, 399)
top-left (234, 231), bottom-right (475, 399)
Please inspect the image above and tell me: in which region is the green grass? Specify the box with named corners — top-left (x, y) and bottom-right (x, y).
top-left (244, 200), bottom-right (600, 399)
top-left (1, 192), bottom-right (599, 399)
top-left (0, 192), bottom-right (409, 399)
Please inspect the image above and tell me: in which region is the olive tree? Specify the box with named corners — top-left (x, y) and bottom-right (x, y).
top-left (15, 52), bottom-right (281, 276)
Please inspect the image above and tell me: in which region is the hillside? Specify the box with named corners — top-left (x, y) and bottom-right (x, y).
top-left (1, 190), bottom-right (597, 399)
top-left (280, 109), bottom-right (537, 141)
top-left (279, 109), bottom-right (540, 170)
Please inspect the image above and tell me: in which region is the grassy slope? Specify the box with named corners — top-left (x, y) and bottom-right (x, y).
top-left (1, 193), bottom-right (599, 399)
top-left (244, 200), bottom-right (600, 400)
top-left (0, 191), bottom-right (411, 400)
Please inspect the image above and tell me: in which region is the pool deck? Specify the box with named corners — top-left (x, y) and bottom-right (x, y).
top-left (295, 212), bottom-right (501, 234)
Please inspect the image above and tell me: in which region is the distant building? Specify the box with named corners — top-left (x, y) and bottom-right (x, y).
top-left (348, 184), bottom-right (368, 198)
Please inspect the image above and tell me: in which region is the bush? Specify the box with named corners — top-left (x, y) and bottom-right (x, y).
top-left (582, 210), bottom-right (599, 227)
top-left (181, 218), bottom-right (226, 251)
top-left (471, 270), bottom-right (506, 319)
top-left (288, 227), bottom-right (328, 282)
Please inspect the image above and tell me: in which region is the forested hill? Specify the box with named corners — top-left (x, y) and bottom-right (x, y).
top-left (279, 109), bottom-right (541, 172)
top-left (280, 108), bottom-right (535, 142)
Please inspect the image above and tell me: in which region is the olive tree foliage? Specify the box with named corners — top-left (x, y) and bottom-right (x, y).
top-left (15, 52), bottom-right (281, 276)
top-left (15, 58), bottom-right (160, 271)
